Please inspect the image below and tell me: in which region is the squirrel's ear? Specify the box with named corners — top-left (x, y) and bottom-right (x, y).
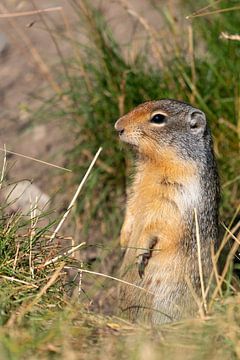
top-left (189, 111), bottom-right (206, 136)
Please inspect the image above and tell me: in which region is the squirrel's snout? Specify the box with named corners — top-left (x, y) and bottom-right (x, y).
top-left (118, 128), bottom-right (125, 136)
top-left (115, 119), bottom-right (125, 135)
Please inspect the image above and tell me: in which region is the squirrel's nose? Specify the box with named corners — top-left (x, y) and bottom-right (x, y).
top-left (114, 119), bottom-right (125, 135)
top-left (118, 128), bottom-right (125, 135)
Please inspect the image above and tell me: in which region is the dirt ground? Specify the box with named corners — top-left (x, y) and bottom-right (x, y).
top-left (0, 0), bottom-right (74, 200)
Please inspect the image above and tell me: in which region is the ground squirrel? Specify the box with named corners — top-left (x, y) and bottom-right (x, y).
top-left (115, 99), bottom-right (220, 324)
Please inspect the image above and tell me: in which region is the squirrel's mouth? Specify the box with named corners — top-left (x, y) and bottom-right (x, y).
top-left (118, 132), bottom-right (140, 146)
top-left (115, 118), bottom-right (141, 146)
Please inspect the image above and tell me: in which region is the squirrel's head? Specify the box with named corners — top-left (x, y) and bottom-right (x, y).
top-left (115, 99), bottom-right (210, 161)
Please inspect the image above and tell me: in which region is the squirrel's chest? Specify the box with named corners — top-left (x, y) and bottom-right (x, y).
top-left (126, 173), bottom-right (201, 242)
top-left (129, 174), bottom-right (199, 213)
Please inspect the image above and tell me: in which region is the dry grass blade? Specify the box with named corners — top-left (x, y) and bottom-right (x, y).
top-left (220, 32), bottom-right (240, 41)
top-left (188, 24), bottom-right (196, 103)
top-left (13, 241), bottom-right (20, 270)
top-left (81, 149), bottom-right (114, 174)
top-left (218, 117), bottom-right (238, 134)
top-left (222, 175), bottom-right (240, 188)
top-left (221, 223), bottom-right (240, 246)
top-left (118, 0), bottom-right (164, 67)
top-left (43, 242), bottom-right (86, 267)
top-left (210, 242), bottom-right (223, 298)
top-left (0, 147), bottom-right (72, 172)
top-left (0, 144), bottom-right (7, 189)
top-left (185, 276), bottom-right (205, 319)
top-left (204, 220), bottom-right (240, 300)
top-left (185, 0), bottom-right (223, 19)
top-left (0, 6), bottom-right (62, 18)
top-left (0, 275), bottom-right (38, 288)
top-left (186, 5), bottom-right (240, 19)
top-left (209, 227), bottom-right (240, 309)
top-left (194, 208), bottom-right (207, 314)
top-left (29, 197), bottom-right (40, 278)
top-left (64, 266), bottom-right (155, 295)
top-left (49, 147), bottom-right (102, 242)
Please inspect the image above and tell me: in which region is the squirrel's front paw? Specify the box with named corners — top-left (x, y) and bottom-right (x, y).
top-left (136, 237), bottom-right (158, 278)
top-left (137, 251), bottom-right (151, 278)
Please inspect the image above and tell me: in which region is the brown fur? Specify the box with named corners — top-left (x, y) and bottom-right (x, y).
top-left (119, 154), bottom-right (197, 323)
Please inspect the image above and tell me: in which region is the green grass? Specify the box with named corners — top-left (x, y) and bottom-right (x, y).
top-left (0, 292), bottom-right (240, 359)
top-left (0, 0), bottom-right (240, 359)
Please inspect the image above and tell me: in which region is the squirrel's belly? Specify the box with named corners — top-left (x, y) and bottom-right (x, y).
top-left (119, 250), bottom-right (197, 324)
top-left (119, 177), bottom-right (202, 323)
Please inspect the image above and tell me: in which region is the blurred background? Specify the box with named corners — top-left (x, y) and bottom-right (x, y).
top-left (0, 0), bottom-right (239, 339)
top-left (0, 0), bottom-right (239, 306)
top-left (0, 1), bottom-right (239, 358)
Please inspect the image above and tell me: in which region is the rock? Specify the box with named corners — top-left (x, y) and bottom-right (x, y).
top-left (0, 33), bottom-right (9, 57)
top-left (2, 180), bottom-right (50, 216)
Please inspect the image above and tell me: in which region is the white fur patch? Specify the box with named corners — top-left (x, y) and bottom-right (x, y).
top-left (174, 176), bottom-right (200, 215)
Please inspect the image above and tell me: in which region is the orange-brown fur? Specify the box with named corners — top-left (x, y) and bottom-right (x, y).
top-left (119, 154), bottom-right (198, 323)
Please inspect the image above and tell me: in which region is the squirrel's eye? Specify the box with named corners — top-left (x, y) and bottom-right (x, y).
top-left (150, 113), bottom-right (166, 124)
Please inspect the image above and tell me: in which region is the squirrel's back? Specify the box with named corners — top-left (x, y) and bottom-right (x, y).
top-left (115, 99), bottom-right (220, 324)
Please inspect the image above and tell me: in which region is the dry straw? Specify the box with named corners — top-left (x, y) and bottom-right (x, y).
top-left (0, 6), bottom-right (62, 18)
top-left (0, 144), bottom-right (7, 189)
top-left (220, 32), bottom-right (240, 41)
top-left (0, 275), bottom-right (38, 288)
top-left (43, 242), bottom-right (86, 267)
top-left (0, 147), bottom-right (72, 172)
top-left (49, 147), bottom-right (102, 242)
top-left (194, 208), bottom-right (207, 314)
top-left (64, 266), bottom-right (155, 296)
top-left (209, 225), bottom-right (240, 308)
